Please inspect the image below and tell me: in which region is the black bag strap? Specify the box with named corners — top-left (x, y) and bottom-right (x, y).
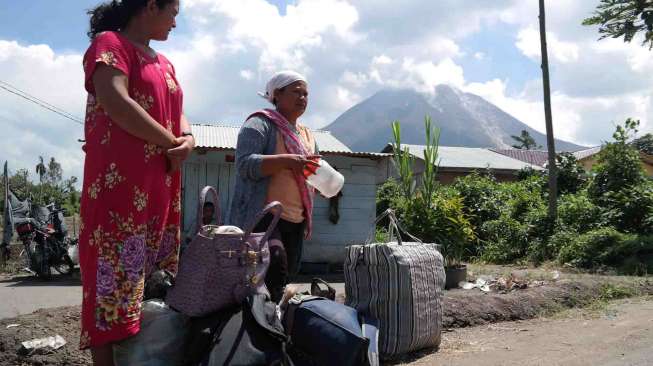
top-left (242, 201), bottom-right (283, 246)
top-left (245, 294), bottom-right (295, 366)
top-left (311, 278), bottom-right (336, 301)
top-left (283, 295), bottom-right (323, 340)
top-left (198, 186), bottom-right (221, 226)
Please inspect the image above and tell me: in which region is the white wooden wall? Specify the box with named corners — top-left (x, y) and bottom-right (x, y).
top-left (181, 150), bottom-right (378, 264)
top-left (181, 151), bottom-right (236, 235)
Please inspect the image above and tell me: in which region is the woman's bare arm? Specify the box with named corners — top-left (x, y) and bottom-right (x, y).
top-left (93, 64), bottom-right (177, 148)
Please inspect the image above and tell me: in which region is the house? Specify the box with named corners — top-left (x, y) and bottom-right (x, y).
top-left (572, 146), bottom-right (653, 176)
top-left (380, 144), bottom-right (544, 184)
top-left (492, 146), bottom-right (653, 176)
top-left (490, 149), bottom-right (550, 168)
top-left (182, 124), bottom-right (389, 265)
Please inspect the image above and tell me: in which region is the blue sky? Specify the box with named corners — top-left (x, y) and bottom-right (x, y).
top-left (1, 0), bottom-right (652, 182)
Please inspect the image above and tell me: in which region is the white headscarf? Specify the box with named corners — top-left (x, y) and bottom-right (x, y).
top-left (258, 70), bottom-right (307, 104)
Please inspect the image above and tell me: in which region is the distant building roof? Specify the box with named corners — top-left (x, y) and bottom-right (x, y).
top-left (382, 144), bottom-right (544, 171)
top-left (191, 124), bottom-right (389, 159)
top-left (572, 146), bottom-right (602, 161)
top-left (490, 149), bottom-right (550, 167)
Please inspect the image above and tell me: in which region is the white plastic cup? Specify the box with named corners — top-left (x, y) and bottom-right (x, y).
top-left (304, 159), bottom-right (344, 198)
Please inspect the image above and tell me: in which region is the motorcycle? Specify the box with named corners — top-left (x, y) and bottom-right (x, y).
top-left (5, 190), bottom-right (76, 279)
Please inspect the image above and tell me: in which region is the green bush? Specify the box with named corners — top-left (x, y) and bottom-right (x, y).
top-left (588, 119), bottom-right (646, 198)
top-left (547, 229), bottom-right (579, 259)
top-left (557, 227), bottom-right (634, 269)
top-left (555, 152), bottom-right (587, 195)
top-left (557, 192), bottom-right (606, 233)
top-left (453, 172), bottom-right (505, 228)
top-left (376, 179), bottom-right (402, 217)
top-left (600, 183), bottom-right (653, 234)
top-left (479, 216), bottom-right (530, 264)
top-left (506, 182), bottom-right (546, 221)
top-left (396, 192), bottom-right (475, 266)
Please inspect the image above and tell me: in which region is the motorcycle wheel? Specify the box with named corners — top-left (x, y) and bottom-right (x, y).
top-left (30, 241), bottom-right (51, 280)
top-left (52, 254), bottom-right (75, 275)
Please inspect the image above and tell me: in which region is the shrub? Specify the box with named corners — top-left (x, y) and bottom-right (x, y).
top-left (600, 182), bottom-right (653, 234)
top-left (453, 172), bottom-right (505, 228)
top-left (554, 152), bottom-right (587, 195)
top-left (588, 119), bottom-right (646, 198)
top-left (557, 191), bottom-right (606, 233)
top-left (397, 192), bottom-right (475, 266)
top-left (547, 229), bottom-right (579, 259)
top-left (376, 179), bottom-right (402, 217)
top-left (479, 216), bottom-right (530, 264)
top-left (557, 227), bottom-right (634, 269)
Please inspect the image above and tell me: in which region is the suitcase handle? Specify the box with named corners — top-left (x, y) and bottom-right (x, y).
top-left (365, 209), bottom-right (423, 245)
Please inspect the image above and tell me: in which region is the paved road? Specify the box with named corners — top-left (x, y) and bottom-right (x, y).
top-left (0, 273), bottom-right (343, 320)
top-left (412, 297), bottom-right (653, 366)
top-left (0, 274), bottom-right (82, 319)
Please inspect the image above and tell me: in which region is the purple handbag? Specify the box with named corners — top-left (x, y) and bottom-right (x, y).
top-left (166, 190), bottom-right (282, 317)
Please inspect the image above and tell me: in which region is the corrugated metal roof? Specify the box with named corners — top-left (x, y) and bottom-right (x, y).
top-left (191, 124), bottom-right (389, 159)
top-left (384, 144), bottom-right (544, 171)
top-left (490, 149), bottom-right (550, 167)
top-left (191, 124), bottom-right (240, 150)
top-left (572, 146), bottom-right (602, 161)
top-left (190, 124), bottom-right (354, 153)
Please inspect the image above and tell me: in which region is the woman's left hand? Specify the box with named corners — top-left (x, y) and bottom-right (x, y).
top-left (167, 136), bottom-right (194, 159)
top-left (166, 136), bottom-right (195, 172)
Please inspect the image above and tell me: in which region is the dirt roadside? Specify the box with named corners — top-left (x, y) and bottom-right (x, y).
top-left (2, 274), bottom-right (652, 365)
top-left (410, 297), bottom-right (653, 366)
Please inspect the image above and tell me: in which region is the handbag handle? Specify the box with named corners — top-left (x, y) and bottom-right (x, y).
top-left (311, 278), bottom-right (336, 301)
top-left (242, 201), bottom-right (283, 245)
top-left (365, 209), bottom-right (422, 246)
top-left (198, 186), bottom-right (221, 226)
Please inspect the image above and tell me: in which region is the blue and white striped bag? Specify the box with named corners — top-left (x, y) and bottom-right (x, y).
top-left (344, 209), bottom-right (445, 358)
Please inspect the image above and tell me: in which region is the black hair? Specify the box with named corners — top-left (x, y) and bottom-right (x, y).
top-left (203, 201), bottom-right (215, 209)
top-left (87, 0), bottom-right (175, 39)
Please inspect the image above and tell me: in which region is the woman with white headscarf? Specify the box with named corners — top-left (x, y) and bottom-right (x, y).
top-left (227, 70), bottom-right (320, 302)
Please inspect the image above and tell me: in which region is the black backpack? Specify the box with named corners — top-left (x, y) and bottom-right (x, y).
top-left (184, 293), bottom-right (293, 366)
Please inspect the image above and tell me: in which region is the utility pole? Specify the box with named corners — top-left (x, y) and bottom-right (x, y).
top-left (539, 0), bottom-right (557, 221)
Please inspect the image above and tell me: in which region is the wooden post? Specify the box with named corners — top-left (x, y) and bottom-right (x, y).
top-left (539, 0), bottom-right (557, 222)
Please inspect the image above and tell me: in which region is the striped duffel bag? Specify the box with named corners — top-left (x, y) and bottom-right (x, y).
top-left (344, 209), bottom-right (445, 358)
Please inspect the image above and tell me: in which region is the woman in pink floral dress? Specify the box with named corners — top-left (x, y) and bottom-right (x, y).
top-left (79, 1), bottom-right (193, 364)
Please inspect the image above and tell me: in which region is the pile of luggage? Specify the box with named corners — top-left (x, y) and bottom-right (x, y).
top-left (114, 187), bottom-right (445, 366)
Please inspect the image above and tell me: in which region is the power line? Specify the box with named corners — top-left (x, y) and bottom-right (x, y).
top-left (0, 80), bottom-right (84, 125)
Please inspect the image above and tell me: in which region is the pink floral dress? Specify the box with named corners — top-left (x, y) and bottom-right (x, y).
top-left (78, 31), bottom-right (183, 349)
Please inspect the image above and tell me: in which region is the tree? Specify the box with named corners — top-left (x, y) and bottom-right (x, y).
top-left (539, 0), bottom-right (558, 224)
top-left (583, 0), bottom-right (653, 49)
top-left (588, 118), bottom-right (646, 198)
top-left (511, 130), bottom-right (541, 150)
top-left (555, 153), bottom-right (587, 195)
top-left (47, 157), bottom-right (62, 186)
top-left (35, 156), bottom-right (47, 184)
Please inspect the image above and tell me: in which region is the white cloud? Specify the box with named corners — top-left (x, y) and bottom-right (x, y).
top-left (372, 55), bottom-right (393, 66)
top-left (516, 26), bottom-right (579, 64)
top-left (239, 69), bottom-right (254, 80)
top-left (0, 40), bottom-right (84, 183)
top-left (3, 0), bottom-right (652, 170)
top-left (464, 77), bottom-right (653, 146)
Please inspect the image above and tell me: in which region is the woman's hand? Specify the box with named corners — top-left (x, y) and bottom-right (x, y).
top-left (260, 154), bottom-right (321, 177)
top-left (281, 154), bottom-right (321, 176)
top-left (166, 135), bottom-right (195, 173)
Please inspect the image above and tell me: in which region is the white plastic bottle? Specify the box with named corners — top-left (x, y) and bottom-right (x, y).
top-left (304, 159), bottom-right (344, 198)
